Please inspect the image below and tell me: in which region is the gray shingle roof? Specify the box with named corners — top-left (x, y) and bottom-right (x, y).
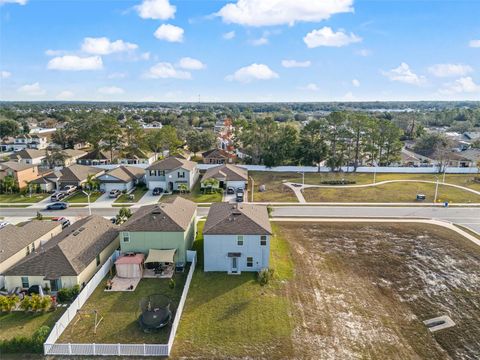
top-left (203, 203), bottom-right (272, 235)
top-left (0, 221), bottom-right (62, 263)
top-left (0, 161), bottom-right (36, 172)
top-left (146, 157), bottom-right (197, 172)
top-left (100, 166), bottom-right (145, 183)
top-left (59, 164), bottom-right (103, 183)
top-left (202, 164), bottom-right (248, 182)
top-left (122, 197), bottom-right (197, 232)
top-left (5, 215), bottom-right (118, 278)
top-left (202, 148), bottom-right (231, 159)
top-left (11, 149), bottom-right (46, 160)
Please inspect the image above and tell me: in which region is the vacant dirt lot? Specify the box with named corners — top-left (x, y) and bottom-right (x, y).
top-left (278, 222), bottom-right (480, 360)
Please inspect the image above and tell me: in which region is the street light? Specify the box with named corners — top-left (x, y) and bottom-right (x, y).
top-left (250, 176), bottom-right (254, 203)
top-left (298, 171), bottom-right (305, 187)
top-left (82, 190), bottom-right (92, 215)
top-left (434, 176), bottom-right (439, 204)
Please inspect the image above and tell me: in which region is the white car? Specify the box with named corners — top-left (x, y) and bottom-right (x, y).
top-left (0, 221), bottom-right (10, 229)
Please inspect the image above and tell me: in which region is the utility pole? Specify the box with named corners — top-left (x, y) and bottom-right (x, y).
top-left (82, 190), bottom-right (92, 215)
top-left (434, 176), bottom-right (439, 204)
top-left (250, 176), bottom-right (254, 203)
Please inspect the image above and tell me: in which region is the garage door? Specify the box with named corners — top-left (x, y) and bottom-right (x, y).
top-left (101, 182), bottom-right (128, 193)
top-left (147, 181), bottom-right (166, 190)
top-left (227, 181), bottom-right (246, 190)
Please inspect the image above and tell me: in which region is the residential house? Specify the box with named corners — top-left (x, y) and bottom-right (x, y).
top-left (57, 164), bottom-right (104, 189)
top-left (201, 164), bottom-right (248, 190)
top-left (97, 165), bottom-right (145, 192)
top-left (13, 134), bottom-right (49, 151)
top-left (0, 161), bottom-right (41, 189)
top-left (203, 203), bottom-right (272, 274)
top-left (0, 221), bottom-right (63, 289)
top-left (119, 197), bottom-right (197, 265)
top-left (59, 149), bottom-right (88, 167)
top-left (118, 149), bottom-right (158, 165)
top-left (10, 149), bottom-right (47, 165)
top-left (77, 148), bottom-right (119, 166)
top-left (3, 215), bottom-right (119, 292)
top-left (202, 148), bottom-right (235, 165)
top-left (30, 170), bottom-right (62, 192)
top-left (145, 156), bottom-right (199, 192)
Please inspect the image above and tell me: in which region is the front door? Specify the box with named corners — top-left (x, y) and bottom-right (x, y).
top-left (49, 279), bottom-right (61, 292)
top-left (231, 257), bottom-right (238, 274)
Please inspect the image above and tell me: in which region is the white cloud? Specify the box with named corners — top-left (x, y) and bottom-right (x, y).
top-left (178, 57), bottom-right (206, 70)
top-left (145, 62), bottom-right (191, 79)
top-left (300, 83), bottom-right (319, 91)
top-left (108, 72), bottom-right (128, 79)
top-left (223, 31), bottom-right (236, 40)
top-left (17, 82), bottom-right (45, 96)
top-left (469, 39), bottom-right (480, 48)
top-left (98, 86), bottom-right (125, 95)
top-left (45, 49), bottom-right (66, 56)
top-left (250, 37), bottom-right (268, 46)
top-left (154, 24), bottom-right (184, 42)
top-left (47, 55), bottom-right (103, 71)
top-left (440, 77), bottom-right (480, 94)
top-left (0, 0), bottom-right (27, 5)
top-left (352, 79), bottom-right (360, 87)
top-left (81, 37), bottom-right (138, 55)
top-left (428, 64), bottom-right (473, 78)
top-left (216, 0), bottom-right (354, 27)
top-left (56, 90), bottom-right (75, 100)
top-left (0, 70), bottom-right (11, 79)
top-left (226, 63), bottom-right (279, 83)
top-left (304, 27), bottom-right (362, 48)
top-left (140, 52), bottom-right (151, 60)
top-left (135, 0), bottom-right (175, 20)
top-left (281, 59), bottom-right (311, 68)
top-left (356, 49), bottom-right (371, 57)
top-left (382, 63), bottom-right (426, 85)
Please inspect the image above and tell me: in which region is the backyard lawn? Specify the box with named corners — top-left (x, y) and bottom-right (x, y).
top-left (64, 191), bottom-right (102, 203)
top-left (0, 193), bottom-right (49, 203)
top-left (114, 186), bottom-right (148, 203)
top-left (250, 171), bottom-right (298, 202)
top-left (59, 275), bottom-right (186, 344)
top-left (0, 308), bottom-right (66, 342)
top-left (172, 224), bottom-right (295, 359)
top-left (303, 182), bottom-right (480, 203)
top-left (163, 181), bottom-right (222, 203)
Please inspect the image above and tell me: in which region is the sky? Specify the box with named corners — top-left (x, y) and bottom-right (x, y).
top-left (0, 0), bottom-right (479, 102)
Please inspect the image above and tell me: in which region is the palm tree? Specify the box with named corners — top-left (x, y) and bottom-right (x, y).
top-left (84, 174), bottom-right (100, 192)
top-left (178, 183), bottom-right (188, 194)
top-left (2, 175), bottom-right (16, 194)
top-left (202, 178), bottom-right (219, 194)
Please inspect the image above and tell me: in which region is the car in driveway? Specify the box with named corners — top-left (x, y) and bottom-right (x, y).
top-left (226, 186), bottom-right (235, 195)
top-left (109, 189), bottom-right (121, 198)
top-left (236, 188), bottom-right (244, 202)
top-left (46, 202), bottom-right (68, 210)
top-left (52, 216), bottom-right (71, 229)
top-left (152, 187), bottom-right (163, 196)
top-left (63, 185), bottom-right (77, 194)
top-left (50, 192), bottom-right (66, 202)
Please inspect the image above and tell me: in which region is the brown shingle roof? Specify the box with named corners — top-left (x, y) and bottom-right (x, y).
top-left (80, 148), bottom-right (119, 161)
top-left (202, 148), bottom-right (231, 159)
top-left (59, 164), bottom-right (103, 183)
top-left (122, 197), bottom-right (197, 232)
top-left (62, 149), bottom-right (87, 158)
top-left (146, 156), bottom-right (197, 172)
top-left (100, 166), bottom-right (145, 183)
top-left (203, 203), bottom-right (272, 235)
top-left (5, 216), bottom-right (118, 278)
top-left (0, 221), bottom-right (62, 263)
top-left (11, 149), bottom-right (46, 160)
top-left (202, 164), bottom-right (248, 182)
top-left (0, 161), bottom-right (37, 172)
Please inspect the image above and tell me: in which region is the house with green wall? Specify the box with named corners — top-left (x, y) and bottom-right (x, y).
top-left (119, 197), bottom-right (197, 264)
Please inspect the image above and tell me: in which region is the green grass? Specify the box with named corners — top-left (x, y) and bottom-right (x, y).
top-left (64, 191), bottom-right (102, 203)
top-left (303, 182), bottom-right (480, 203)
top-left (0, 193), bottom-right (49, 203)
top-left (173, 221), bottom-right (295, 358)
top-left (0, 204), bottom-right (31, 208)
top-left (114, 186), bottom-right (148, 203)
top-left (59, 276), bottom-right (186, 344)
top-left (162, 181), bottom-right (223, 203)
top-left (0, 309), bottom-right (66, 342)
top-left (250, 172), bottom-right (298, 203)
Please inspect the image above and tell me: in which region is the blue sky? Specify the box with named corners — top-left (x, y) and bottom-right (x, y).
top-left (0, 0), bottom-right (479, 102)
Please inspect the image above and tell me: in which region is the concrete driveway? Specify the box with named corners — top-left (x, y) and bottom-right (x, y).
top-left (132, 190), bottom-right (161, 208)
top-left (91, 192), bottom-right (117, 208)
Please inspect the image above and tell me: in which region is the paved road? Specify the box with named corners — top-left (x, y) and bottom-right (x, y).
top-left (1, 205), bottom-right (478, 233)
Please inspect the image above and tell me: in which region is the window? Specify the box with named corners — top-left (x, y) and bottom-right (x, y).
top-left (237, 235), bottom-right (244, 246)
top-left (21, 277), bottom-right (29, 288)
top-left (178, 171), bottom-right (186, 178)
top-left (123, 232), bottom-right (130, 243)
top-left (159, 170), bottom-right (165, 176)
top-left (246, 257), bottom-right (253, 267)
top-left (260, 236), bottom-right (267, 246)
top-left (32, 242), bottom-right (35, 252)
top-left (26, 246), bottom-right (30, 255)
top-left (96, 254), bottom-right (101, 267)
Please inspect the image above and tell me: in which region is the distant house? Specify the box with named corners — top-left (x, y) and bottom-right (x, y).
top-left (0, 161), bottom-right (41, 189)
top-left (97, 165), bottom-right (145, 193)
top-left (201, 164), bottom-right (248, 190)
top-left (59, 149), bottom-right (88, 167)
top-left (145, 157), bottom-right (199, 192)
top-left (203, 203), bottom-right (272, 274)
top-left (119, 197), bottom-right (197, 265)
top-left (57, 164), bottom-right (104, 188)
top-left (4, 215), bottom-right (119, 292)
top-left (0, 221), bottom-right (63, 289)
top-left (77, 148), bottom-right (119, 166)
top-left (30, 170), bottom-right (62, 192)
top-left (13, 134), bottom-right (49, 151)
top-left (202, 148), bottom-right (235, 165)
top-left (118, 149), bottom-right (157, 165)
top-left (10, 148), bottom-right (46, 165)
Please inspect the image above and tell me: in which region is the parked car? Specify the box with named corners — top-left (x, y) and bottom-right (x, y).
top-left (63, 185), bottom-right (77, 194)
top-left (109, 189), bottom-right (121, 198)
top-left (50, 192), bottom-right (65, 202)
top-left (152, 187), bottom-right (163, 196)
top-left (0, 221), bottom-right (10, 229)
top-left (46, 202), bottom-right (68, 210)
top-left (53, 216), bottom-right (71, 229)
top-left (236, 189), bottom-right (244, 202)
top-left (226, 186), bottom-right (235, 194)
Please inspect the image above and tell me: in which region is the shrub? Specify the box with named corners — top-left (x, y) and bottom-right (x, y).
top-left (40, 296), bottom-right (52, 312)
top-left (0, 325), bottom-right (51, 353)
top-left (20, 296), bottom-right (32, 312)
top-left (257, 268), bottom-right (275, 286)
top-left (36, 211), bottom-right (43, 220)
top-left (0, 295), bottom-right (18, 312)
top-left (57, 284), bottom-right (80, 302)
top-left (29, 294), bottom-right (42, 311)
top-left (320, 180), bottom-right (356, 185)
top-left (169, 278), bottom-right (176, 289)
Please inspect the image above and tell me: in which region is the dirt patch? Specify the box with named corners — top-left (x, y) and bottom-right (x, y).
top-left (278, 222), bottom-right (480, 360)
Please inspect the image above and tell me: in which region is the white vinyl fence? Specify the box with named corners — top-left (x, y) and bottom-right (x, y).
top-left (44, 251), bottom-right (197, 357)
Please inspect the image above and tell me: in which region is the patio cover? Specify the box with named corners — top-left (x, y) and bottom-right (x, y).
top-left (115, 254), bottom-right (145, 278)
top-left (145, 249), bottom-right (176, 264)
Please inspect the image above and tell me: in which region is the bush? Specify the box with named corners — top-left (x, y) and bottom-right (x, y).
top-left (20, 296), bottom-right (32, 311)
top-left (0, 295), bottom-right (18, 312)
top-left (57, 284), bottom-right (80, 302)
top-left (257, 268), bottom-right (275, 286)
top-left (474, 177), bottom-right (480, 184)
top-left (169, 278), bottom-right (176, 289)
top-left (0, 325), bottom-right (51, 353)
top-left (320, 180), bottom-right (356, 185)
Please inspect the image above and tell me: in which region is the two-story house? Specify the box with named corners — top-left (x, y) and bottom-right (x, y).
top-left (145, 157), bottom-right (199, 192)
top-left (0, 161), bottom-right (41, 189)
top-left (203, 203), bottom-right (272, 274)
top-left (13, 134), bottom-right (49, 151)
top-left (10, 148), bottom-right (47, 165)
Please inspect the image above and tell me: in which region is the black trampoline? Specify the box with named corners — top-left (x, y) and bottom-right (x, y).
top-left (138, 294), bottom-right (172, 333)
